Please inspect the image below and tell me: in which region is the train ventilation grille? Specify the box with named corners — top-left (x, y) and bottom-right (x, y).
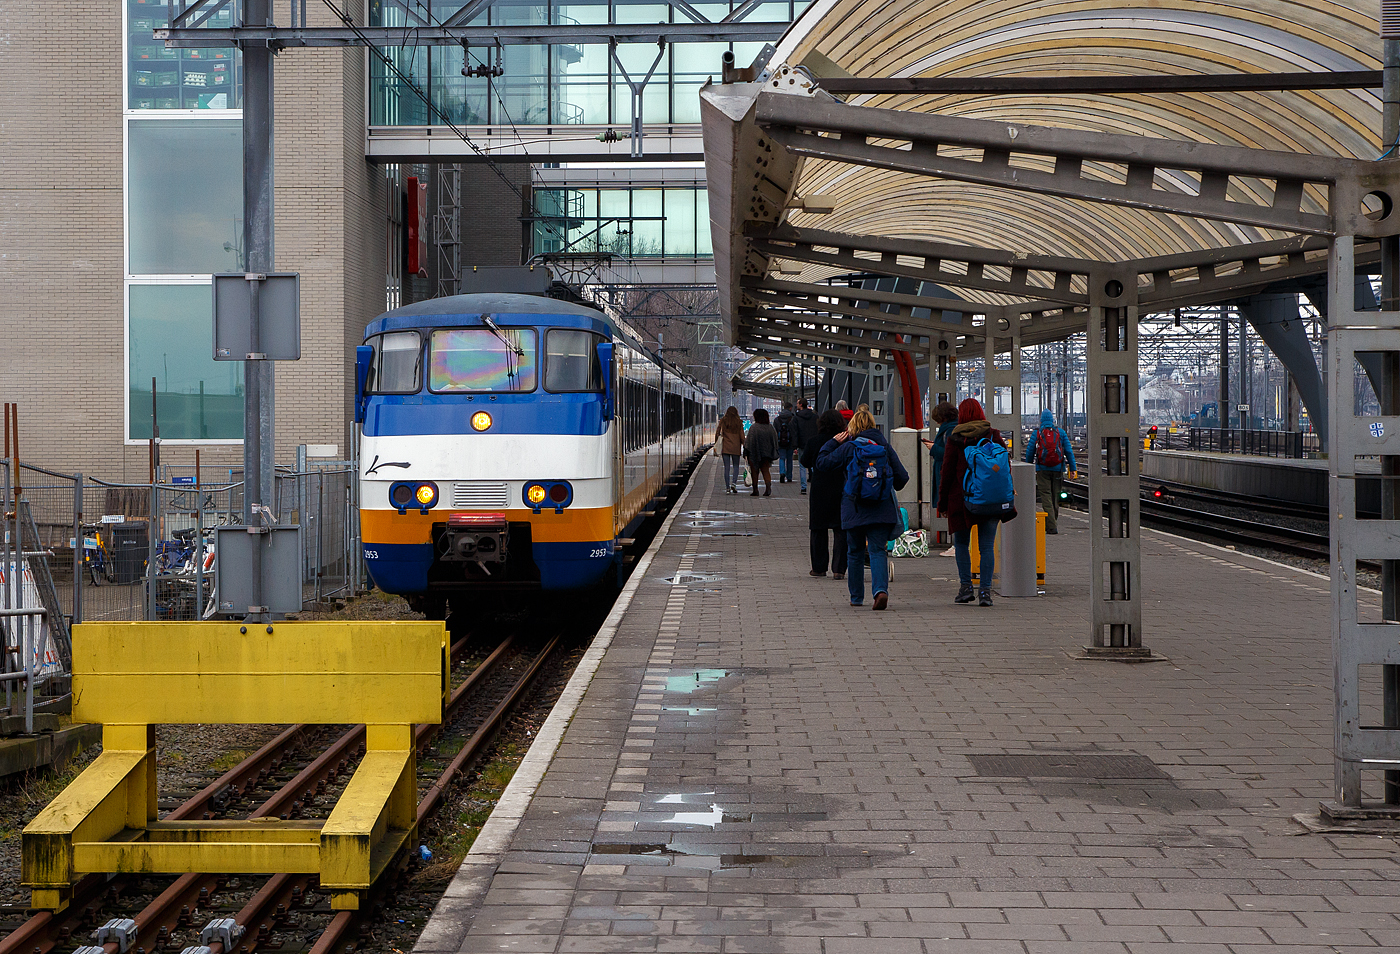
top-left (451, 481), bottom-right (510, 508)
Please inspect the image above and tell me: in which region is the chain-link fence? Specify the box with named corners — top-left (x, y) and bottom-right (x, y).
top-left (10, 459), bottom-right (364, 627)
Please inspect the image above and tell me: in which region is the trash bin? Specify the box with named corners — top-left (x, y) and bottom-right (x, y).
top-left (109, 522), bottom-right (148, 585)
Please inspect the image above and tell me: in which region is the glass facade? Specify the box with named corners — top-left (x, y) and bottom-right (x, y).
top-left (127, 0), bottom-right (241, 110)
top-left (128, 119), bottom-right (244, 274)
top-left (369, 1), bottom-right (805, 127)
top-left (532, 187), bottom-right (711, 258)
top-left (128, 284), bottom-right (245, 441)
top-left (126, 6), bottom-right (245, 441)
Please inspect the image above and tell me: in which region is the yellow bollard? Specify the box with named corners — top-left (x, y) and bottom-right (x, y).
top-left (969, 512), bottom-right (1047, 588)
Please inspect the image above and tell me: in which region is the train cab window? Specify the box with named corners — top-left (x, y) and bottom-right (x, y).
top-left (429, 328), bottom-right (537, 392)
top-left (545, 329), bottom-right (603, 392)
top-left (369, 331), bottom-right (421, 393)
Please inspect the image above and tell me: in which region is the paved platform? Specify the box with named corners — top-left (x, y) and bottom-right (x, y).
top-left (416, 456), bottom-right (1400, 954)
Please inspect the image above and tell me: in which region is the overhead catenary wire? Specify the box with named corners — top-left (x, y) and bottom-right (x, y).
top-left (318, 0), bottom-right (526, 201)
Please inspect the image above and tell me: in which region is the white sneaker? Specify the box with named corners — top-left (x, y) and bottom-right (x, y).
top-left (940, 547), bottom-right (956, 557)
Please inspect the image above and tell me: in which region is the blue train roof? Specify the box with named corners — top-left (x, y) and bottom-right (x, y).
top-left (364, 294), bottom-right (611, 336)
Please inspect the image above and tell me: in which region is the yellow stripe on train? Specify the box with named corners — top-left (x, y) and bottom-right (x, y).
top-left (361, 507), bottom-right (615, 545)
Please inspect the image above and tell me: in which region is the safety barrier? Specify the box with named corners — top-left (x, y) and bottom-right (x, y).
top-left (21, 620), bottom-right (447, 912)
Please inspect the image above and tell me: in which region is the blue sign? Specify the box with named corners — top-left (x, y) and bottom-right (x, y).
top-left (1371, 421), bottom-right (1385, 438)
top-left (172, 476), bottom-right (195, 485)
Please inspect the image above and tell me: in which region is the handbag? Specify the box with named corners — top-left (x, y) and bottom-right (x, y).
top-left (890, 529), bottom-right (930, 558)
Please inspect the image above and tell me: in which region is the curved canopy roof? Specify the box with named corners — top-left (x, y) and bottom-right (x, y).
top-left (701, 0), bottom-right (1390, 356)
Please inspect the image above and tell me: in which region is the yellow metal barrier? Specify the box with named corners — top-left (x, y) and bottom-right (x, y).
top-left (22, 621), bottom-right (447, 912)
top-left (969, 511), bottom-right (1047, 587)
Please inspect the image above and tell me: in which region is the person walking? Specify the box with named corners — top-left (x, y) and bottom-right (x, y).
top-left (920, 401), bottom-right (958, 505)
top-left (800, 409), bottom-right (848, 578)
top-left (774, 402), bottom-right (796, 483)
top-left (835, 400), bottom-right (854, 425)
top-left (1024, 408), bottom-right (1076, 534)
top-left (816, 405), bottom-right (909, 611)
top-left (744, 408), bottom-right (779, 496)
top-left (714, 406), bottom-right (745, 494)
top-left (938, 397), bottom-right (1004, 607)
top-left (790, 398), bottom-right (819, 494)
top-left (921, 401), bottom-right (960, 557)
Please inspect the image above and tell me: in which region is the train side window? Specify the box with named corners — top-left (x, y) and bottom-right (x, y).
top-left (545, 329), bottom-right (603, 392)
top-left (369, 331), bottom-right (421, 393)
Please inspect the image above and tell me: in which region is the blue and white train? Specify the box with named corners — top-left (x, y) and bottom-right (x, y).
top-left (353, 293), bottom-right (715, 615)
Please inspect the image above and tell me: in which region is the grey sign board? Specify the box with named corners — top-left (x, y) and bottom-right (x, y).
top-left (214, 526), bottom-right (303, 615)
top-left (213, 273), bottom-right (301, 361)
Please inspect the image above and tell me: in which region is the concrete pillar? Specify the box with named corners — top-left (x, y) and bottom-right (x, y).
top-left (1084, 268), bottom-right (1146, 658)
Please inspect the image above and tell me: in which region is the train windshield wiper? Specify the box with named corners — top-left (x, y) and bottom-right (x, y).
top-left (481, 315), bottom-right (525, 390)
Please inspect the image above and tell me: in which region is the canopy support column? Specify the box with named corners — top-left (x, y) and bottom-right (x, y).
top-left (1082, 269), bottom-right (1148, 659)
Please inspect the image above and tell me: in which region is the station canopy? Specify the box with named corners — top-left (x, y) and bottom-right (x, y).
top-left (701, 0), bottom-right (1386, 358)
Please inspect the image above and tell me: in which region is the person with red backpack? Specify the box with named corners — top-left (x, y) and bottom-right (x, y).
top-left (1024, 409), bottom-right (1077, 534)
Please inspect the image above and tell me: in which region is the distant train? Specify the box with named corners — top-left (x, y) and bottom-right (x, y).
top-left (354, 293), bottom-right (715, 616)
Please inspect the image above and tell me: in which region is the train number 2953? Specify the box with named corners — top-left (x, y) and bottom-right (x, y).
top-left (363, 549), bottom-right (379, 560)
top-left (589, 547), bottom-right (608, 558)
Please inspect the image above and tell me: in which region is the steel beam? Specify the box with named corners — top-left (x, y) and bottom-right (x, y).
top-left (983, 309), bottom-right (1022, 457)
top-left (157, 22), bottom-right (790, 47)
top-left (753, 92), bottom-right (1394, 237)
top-left (815, 71), bottom-right (1384, 96)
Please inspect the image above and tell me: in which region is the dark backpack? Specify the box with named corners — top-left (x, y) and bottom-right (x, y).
top-left (844, 437), bottom-right (894, 504)
top-left (963, 437), bottom-right (1016, 518)
top-left (776, 416), bottom-right (792, 448)
top-left (1036, 427), bottom-right (1065, 467)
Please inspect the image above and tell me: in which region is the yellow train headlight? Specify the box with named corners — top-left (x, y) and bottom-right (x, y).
top-left (526, 484), bottom-right (548, 506)
top-left (471, 411), bottom-right (492, 432)
top-left (415, 484), bottom-right (437, 506)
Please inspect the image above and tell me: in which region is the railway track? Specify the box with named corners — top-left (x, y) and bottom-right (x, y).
top-left (0, 631), bottom-right (564, 954)
top-left (1063, 479), bottom-right (1349, 565)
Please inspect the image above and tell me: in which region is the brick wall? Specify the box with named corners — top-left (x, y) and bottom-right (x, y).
top-left (0, 4), bottom-right (385, 481)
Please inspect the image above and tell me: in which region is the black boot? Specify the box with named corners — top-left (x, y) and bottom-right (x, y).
top-left (954, 584), bottom-right (976, 604)
top-left (978, 589), bottom-right (993, 607)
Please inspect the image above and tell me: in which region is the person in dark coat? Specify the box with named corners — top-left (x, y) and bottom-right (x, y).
top-left (774, 402), bottom-right (797, 484)
top-left (790, 399), bottom-right (819, 494)
top-left (800, 409), bottom-right (848, 578)
top-left (920, 401), bottom-right (959, 505)
top-left (938, 397), bottom-right (1004, 607)
top-left (815, 405), bottom-right (909, 611)
top-left (743, 407), bottom-right (779, 497)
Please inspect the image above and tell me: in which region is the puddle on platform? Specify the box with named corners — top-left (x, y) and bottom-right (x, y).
top-left (664, 669), bottom-right (728, 694)
top-left (659, 572), bottom-right (723, 586)
top-left (684, 510), bottom-right (750, 520)
top-left (664, 706), bottom-right (718, 715)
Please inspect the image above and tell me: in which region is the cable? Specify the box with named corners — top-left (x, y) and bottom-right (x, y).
top-left (318, 0), bottom-right (526, 201)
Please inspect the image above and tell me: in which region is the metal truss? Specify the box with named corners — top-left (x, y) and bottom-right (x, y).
top-left (434, 163), bottom-right (461, 298)
top-left (753, 93), bottom-right (1389, 238)
top-left (158, 21), bottom-right (789, 48)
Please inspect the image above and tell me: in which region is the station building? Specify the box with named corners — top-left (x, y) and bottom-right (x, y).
top-left (0, 2), bottom-right (797, 480)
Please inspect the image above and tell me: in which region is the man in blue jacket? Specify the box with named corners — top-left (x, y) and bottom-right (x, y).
top-left (1024, 409), bottom-right (1076, 534)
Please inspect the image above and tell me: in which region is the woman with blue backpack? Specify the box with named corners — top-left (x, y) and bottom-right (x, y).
top-left (938, 398), bottom-right (1013, 607)
top-left (815, 405), bottom-right (909, 611)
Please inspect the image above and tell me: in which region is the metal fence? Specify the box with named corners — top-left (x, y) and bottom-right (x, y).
top-left (1180, 426), bottom-right (1316, 459)
top-left (10, 459), bottom-right (365, 627)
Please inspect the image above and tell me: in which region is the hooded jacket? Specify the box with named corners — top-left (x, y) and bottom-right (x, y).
top-left (814, 427), bottom-right (910, 529)
top-left (938, 399), bottom-right (1004, 534)
top-left (744, 421), bottom-right (780, 464)
top-left (1024, 409), bottom-right (1076, 473)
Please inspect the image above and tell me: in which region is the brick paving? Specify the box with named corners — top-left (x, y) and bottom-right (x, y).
top-left (416, 457), bottom-right (1400, 953)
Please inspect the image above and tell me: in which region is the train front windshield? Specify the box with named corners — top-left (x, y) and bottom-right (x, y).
top-left (430, 328), bottom-right (537, 392)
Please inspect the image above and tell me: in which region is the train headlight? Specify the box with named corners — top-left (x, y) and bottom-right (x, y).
top-left (471, 411), bottom-right (493, 432)
top-left (389, 481), bottom-right (438, 514)
top-left (390, 482), bottom-right (414, 510)
top-left (526, 484), bottom-right (548, 506)
top-left (416, 483), bottom-right (437, 506)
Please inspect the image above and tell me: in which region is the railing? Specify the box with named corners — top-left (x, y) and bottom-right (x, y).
top-left (1183, 427), bottom-right (1312, 459)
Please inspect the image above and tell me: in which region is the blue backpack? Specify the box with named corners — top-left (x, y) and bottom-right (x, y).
top-left (844, 437), bottom-right (894, 504)
top-left (963, 437), bottom-right (1016, 518)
